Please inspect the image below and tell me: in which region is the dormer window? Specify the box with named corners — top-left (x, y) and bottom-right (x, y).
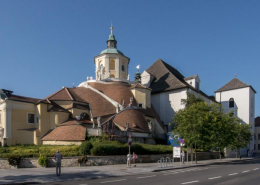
top-left (229, 98), bottom-right (234, 108)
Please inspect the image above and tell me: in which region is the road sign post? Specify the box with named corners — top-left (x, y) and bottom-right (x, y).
top-left (128, 133), bottom-right (132, 168)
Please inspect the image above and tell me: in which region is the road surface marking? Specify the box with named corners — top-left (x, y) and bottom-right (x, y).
top-left (181, 180), bottom-right (199, 184)
top-left (229, 173), bottom-right (238, 176)
top-left (242, 170), bottom-right (250, 173)
top-left (137, 175), bottom-right (156, 179)
top-left (208, 176), bottom-right (222, 180)
top-left (253, 168), bottom-right (259, 170)
top-left (101, 179), bottom-right (126, 183)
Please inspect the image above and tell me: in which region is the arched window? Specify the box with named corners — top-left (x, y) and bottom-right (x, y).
top-left (229, 98), bottom-right (234, 108)
top-left (109, 59), bottom-right (115, 70)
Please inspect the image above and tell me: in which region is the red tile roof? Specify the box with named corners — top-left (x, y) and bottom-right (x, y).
top-left (113, 109), bottom-right (150, 133)
top-left (41, 124), bottom-right (86, 141)
top-left (6, 94), bottom-right (40, 104)
top-left (88, 82), bottom-right (138, 106)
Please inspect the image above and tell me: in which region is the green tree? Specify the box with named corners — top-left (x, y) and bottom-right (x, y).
top-left (228, 123), bottom-right (252, 158)
top-left (208, 108), bottom-right (237, 160)
top-left (174, 101), bottom-right (212, 164)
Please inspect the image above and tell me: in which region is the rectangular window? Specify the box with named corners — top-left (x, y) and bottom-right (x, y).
top-left (258, 134), bottom-right (260, 140)
top-left (28, 113), bottom-right (35, 124)
top-left (258, 144), bottom-right (260, 150)
top-left (138, 103), bottom-right (143, 108)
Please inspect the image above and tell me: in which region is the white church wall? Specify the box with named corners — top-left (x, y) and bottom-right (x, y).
top-left (215, 87), bottom-right (251, 124)
top-left (151, 89), bottom-right (187, 131)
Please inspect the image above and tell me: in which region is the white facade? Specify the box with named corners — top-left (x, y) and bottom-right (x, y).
top-left (151, 89), bottom-right (187, 129)
top-left (215, 86), bottom-right (255, 155)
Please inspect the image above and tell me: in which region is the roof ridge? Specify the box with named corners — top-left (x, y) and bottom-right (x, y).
top-left (65, 88), bottom-right (75, 101)
top-left (43, 87), bottom-right (67, 100)
top-left (9, 94), bottom-right (40, 100)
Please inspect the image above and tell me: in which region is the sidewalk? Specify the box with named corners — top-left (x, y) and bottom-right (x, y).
top-left (0, 157), bottom-right (253, 185)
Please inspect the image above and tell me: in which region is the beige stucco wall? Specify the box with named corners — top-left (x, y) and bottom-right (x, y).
top-left (50, 112), bottom-right (69, 128)
top-left (12, 108), bottom-right (38, 145)
top-left (42, 140), bottom-right (82, 145)
top-left (71, 108), bottom-right (90, 119)
top-left (131, 88), bottom-right (151, 108)
top-left (53, 101), bottom-right (72, 109)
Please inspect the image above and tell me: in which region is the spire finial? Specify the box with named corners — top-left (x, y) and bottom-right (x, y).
top-left (110, 22), bottom-right (113, 34)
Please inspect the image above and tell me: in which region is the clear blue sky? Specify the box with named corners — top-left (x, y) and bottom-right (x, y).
top-left (1, 1), bottom-right (260, 116)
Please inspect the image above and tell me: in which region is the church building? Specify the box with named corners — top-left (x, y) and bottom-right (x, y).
top-left (0, 26), bottom-right (165, 146)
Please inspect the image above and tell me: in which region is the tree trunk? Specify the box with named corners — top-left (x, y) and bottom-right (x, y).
top-left (219, 148), bottom-right (222, 161)
top-left (195, 143), bottom-right (197, 164)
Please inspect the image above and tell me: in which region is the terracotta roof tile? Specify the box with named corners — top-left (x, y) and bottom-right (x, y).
top-left (44, 88), bottom-right (74, 101)
top-left (41, 124), bottom-right (86, 141)
top-left (6, 94), bottom-right (40, 104)
top-left (68, 87), bottom-right (116, 117)
top-left (88, 82), bottom-right (138, 106)
top-left (215, 78), bottom-right (256, 93)
top-left (113, 109), bottom-right (150, 133)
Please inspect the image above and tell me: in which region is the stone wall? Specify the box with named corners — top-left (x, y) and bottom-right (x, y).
top-left (0, 152), bottom-right (221, 169)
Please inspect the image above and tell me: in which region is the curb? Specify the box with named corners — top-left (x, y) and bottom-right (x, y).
top-left (152, 158), bottom-right (254, 172)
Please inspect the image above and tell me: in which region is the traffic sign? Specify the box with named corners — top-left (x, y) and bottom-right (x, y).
top-left (179, 139), bottom-right (185, 144)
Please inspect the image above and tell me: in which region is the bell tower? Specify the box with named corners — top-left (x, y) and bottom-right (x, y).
top-left (94, 25), bottom-right (130, 81)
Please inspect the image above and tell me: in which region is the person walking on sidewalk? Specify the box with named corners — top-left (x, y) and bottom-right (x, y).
top-left (132, 152), bottom-right (137, 167)
top-left (127, 153), bottom-right (132, 167)
top-left (54, 150), bottom-right (62, 176)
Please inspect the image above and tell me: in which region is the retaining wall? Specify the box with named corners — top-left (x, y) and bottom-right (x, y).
top-left (0, 152), bottom-right (221, 169)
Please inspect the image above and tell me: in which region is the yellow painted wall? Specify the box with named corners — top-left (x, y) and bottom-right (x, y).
top-left (131, 88), bottom-right (151, 108)
top-left (0, 110), bottom-right (2, 127)
top-left (71, 108), bottom-right (90, 118)
top-left (50, 112), bottom-right (69, 128)
top-left (37, 103), bottom-right (51, 142)
top-left (43, 140), bottom-right (82, 145)
top-left (12, 108), bottom-right (38, 145)
top-left (53, 101), bottom-right (72, 109)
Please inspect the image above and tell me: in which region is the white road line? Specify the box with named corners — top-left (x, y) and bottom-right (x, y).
top-left (242, 170), bottom-right (250, 173)
top-left (229, 173), bottom-right (238, 176)
top-left (137, 175), bottom-right (156, 179)
top-left (181, 180), bottom-right (199, 184)
top-left (100, 179), bottom-right (127, 183)
top-left (253, 168), bottom-right (259, 170)
top-left (208, 176), bottom-right (222, 180)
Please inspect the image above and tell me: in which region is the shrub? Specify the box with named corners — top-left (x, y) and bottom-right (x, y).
top-left (91, 144), bottom-right (128, 156)
top-left (38, 155), bottom-right (49, 167)
top-left (79, 141), bottom-right (93, 155)
top-left (8, 155), bottom-right (22, 166)
top-left (78, 155), bottom-right (88, 163)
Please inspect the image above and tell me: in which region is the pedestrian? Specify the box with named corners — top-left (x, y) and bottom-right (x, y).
top-left (127, 153), bottom-right (132, 167)
top-left (54, 150), bottom-right (62, 176)
top-left (132, 152), bottom-right (137, 167)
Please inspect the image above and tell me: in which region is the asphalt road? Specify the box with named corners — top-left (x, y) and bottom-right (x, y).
top-left (41, 159), bottom-right (260, 185)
